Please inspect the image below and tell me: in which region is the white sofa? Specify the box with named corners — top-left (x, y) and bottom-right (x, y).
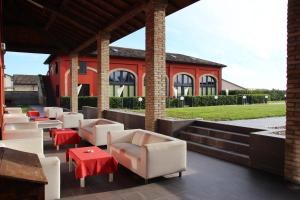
top-left (4, 107), bottom-right (23, 114)
top-left (0, 138), bottom-right (60, 199)
top-left (44, 107), bottom-right (63, 119)
top-left (3, 113), bottom-right (29, 124)
top-left (107, 129), bottom-right (187, 183)
top-left (79, 118), bottom-right (124, 146)
top-left (4, 121), bottom-right (38, 130)
top-left (57, 112), bottom-right (84, 128)
top-left (3, 128), bottom-right (43, 140)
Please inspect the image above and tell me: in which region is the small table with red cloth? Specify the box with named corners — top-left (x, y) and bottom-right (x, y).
top-left (50, 128), bottom-right (80, 150)
top-left (66, 146), bottom-right (118, 187)
top-left (34, 117), bottom-right (49, 121)
top-left (27, 110), bottom-right (40, 117)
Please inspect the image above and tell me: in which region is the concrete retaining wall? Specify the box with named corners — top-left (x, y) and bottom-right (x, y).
top-left (250, 131), bottom-right (285, 176)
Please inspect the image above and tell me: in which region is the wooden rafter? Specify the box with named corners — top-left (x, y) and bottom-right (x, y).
top-left (71, 1), bottom-right (147, 54)
top-left (44, 0), bottom-right (70, 31)
top-left (26, 0), bottom-right (94, 35)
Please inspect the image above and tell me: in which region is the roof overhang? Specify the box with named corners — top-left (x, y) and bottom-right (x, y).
top-left (3, 0), bottom-right (199, 54)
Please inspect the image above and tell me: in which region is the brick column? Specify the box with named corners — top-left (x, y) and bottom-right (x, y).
top-left (145, 0), bottom-right (167, 131)
top-left (70, 54), bottom-right (78, 112)
top-left (285, 0), bottom-right (300, 184)
top-left (96, 32), bottom-right (110, 118)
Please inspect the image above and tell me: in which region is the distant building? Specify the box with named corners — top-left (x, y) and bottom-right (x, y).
top-left (222, 79), bottom-right (246, 91)
top-left (13, 74), bottom-right (39, 91)
top-left (4, 74), bottom-right (13, 91)
top-left (45, 46), bottom-right (227, 105)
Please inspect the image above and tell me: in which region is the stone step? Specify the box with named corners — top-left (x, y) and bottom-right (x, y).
top-left (187, 141), bottom-right (250, 167)
top-left (180, 131), bottom-right (250, 155)
top-left (185, 125), bottom-right (250, 144)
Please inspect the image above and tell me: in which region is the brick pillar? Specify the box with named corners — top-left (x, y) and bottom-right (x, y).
top-left (285, 0), bottom-right (300, 184)
top-left (70, 54), bottom-right (78, 113)
top-left (145, 0), bottom-right (167, 131)
top-left (96, 32), bottom-right (110, 118)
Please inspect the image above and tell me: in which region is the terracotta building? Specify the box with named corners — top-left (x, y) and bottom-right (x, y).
top-left (45, 46), bottom-right (226, 105)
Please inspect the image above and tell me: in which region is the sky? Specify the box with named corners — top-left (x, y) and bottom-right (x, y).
top-left (4, 0), bottom-right (287, 89)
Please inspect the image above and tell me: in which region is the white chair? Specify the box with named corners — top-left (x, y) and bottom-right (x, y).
top-left (3, 113), bottom-right (29, 124)
top-left (4, 107), bottom-right (23, 114)
top-left (57, 112), bottom-right (84, 128)
top-left (79, 118), bottom-right (124, 146)
top-left (0, 138), bottom-right (61, 200)
top-left (40, 157), bottom-right (60, 200)
top-left (4, 121), bottom-right (38, 130)
top-left (44, 107), bottom-right (63, 119)
top-left (108, 129), bottom-right (187, 183)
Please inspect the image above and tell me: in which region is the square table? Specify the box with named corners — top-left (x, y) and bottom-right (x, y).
top-left (66, 146), bottom-right (118, 187)
top-left (27, 110), bottom-right (40, 117)
top-left (50, 128), bottom-right (80, 150)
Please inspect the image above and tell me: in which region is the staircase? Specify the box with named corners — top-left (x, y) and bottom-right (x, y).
top-left (178, 121), bottom-right (251, 166)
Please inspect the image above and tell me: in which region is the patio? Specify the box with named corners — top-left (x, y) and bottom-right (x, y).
top-left (1, 0), bottom-right (300, 199)
top-left (44, 135), bottom-right (300, 200)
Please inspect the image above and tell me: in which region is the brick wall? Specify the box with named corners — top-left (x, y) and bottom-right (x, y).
top-left (285, 0), bottom-right (300, 184)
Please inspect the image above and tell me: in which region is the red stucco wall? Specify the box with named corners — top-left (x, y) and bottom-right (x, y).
top-left (48, 55), bottom-right (223, 105)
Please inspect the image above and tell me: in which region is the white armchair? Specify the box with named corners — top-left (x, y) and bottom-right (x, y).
top-left (57, 112), bottom-right (84, 128)
top-left (4, 121), bottom-right (38, 130)
top-left (3, 128), bottom-right (43, 140)
top-left (3, 113), bottom-right (29, 124)
top-left (0, 137), bottom-right (44, 157)
top-left (79, 118), bottom-right (124, 146)
top-left (40, 157), bottom-right (60, 200)
top-left (0, 138), bottom-right (61, 200)
top-left (4, 107), bottom-right (23, 114)
top-left (108, 129), bottom-right (187, 183)
top-left (44, 107), bottom-right (63, 119)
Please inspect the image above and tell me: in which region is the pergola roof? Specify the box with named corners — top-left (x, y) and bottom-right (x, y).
top-left (3, 0), bottom-right (198, 55)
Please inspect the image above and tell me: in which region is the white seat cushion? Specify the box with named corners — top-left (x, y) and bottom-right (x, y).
top-left (132, 131), bottom-right (168, 146)
top-left (110, 143), bottom-right (141, 171)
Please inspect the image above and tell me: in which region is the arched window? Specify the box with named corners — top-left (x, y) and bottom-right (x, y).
top-left (200, 75), bottom-right (217, 96)
top-left (174, 74), bottom-right (193, 96)
top-left (109, 70), bottom-right (136, 97)
top-left (143, 76), bottom-right (169, 96)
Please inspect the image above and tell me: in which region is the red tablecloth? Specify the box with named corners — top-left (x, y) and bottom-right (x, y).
top-left (27, 110), bottom-right (40, 117)
top-left (34, 117), bottom-right (49, 121)
top-left (51, 128), bottom-right (80, 146)
top-left (66, 146), bottom-right (118, 179)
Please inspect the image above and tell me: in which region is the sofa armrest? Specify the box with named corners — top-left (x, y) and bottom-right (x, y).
top-left (107, 129), bottom-right (136, 148)
top-left (144, 140), bottom-right (187, 179)
top-left (4, 122), bottom-right (38, 130)
top-left (40, 157), bottom-right (60, 200)
top-left (0, 137), bottom-right (44, 156)
top-left (3, 128), bottom-right (43, 140)
top-left (79, 119), bottom-right (99, 128)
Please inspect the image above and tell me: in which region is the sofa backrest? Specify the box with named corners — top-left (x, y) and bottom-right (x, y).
top-left (131, 130), bottom-right (170, 146)
top-left (96, 119), bottom-right (115, 125)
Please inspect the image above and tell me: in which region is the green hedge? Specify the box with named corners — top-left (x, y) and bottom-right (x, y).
top-left (221, 89), bottom-right (286, 101)
top-left (60, 94), bottom-right (269, 110)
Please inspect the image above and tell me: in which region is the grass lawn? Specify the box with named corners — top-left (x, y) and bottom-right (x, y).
top-left (131, 103), bottom-right (286, 121)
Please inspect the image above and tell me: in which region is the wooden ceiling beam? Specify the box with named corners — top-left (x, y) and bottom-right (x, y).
top-left (44, 0), bottom-right (70, 31)
top-left (71, 1), bottom-right (147, 54)
top-left (26, 0), bottom-right (94, 35)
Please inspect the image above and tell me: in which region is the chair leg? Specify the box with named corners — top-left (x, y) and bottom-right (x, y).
top-left (179, 171), bottom-right (182, 177)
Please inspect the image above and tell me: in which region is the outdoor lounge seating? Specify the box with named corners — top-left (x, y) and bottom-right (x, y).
top-left (4, 107), bottom-right (23, 114)
top-left (3, 113), bottom-right (29, 124)
top-left (107, 129), bottom-right (187, 183)
top-left (79, 118), bottom-right (124, 146)
top-left (57, 112), bottom-right (84, 128)
top-left (0, 138), bottom-right (61, 200)
top-left (44, 107), bottom-right (63, 119)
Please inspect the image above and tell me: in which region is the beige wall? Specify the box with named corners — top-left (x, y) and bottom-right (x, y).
top-left (4, 75), bottom-right (13, 91)
top-left (14, 85), bottom-right (38, 91)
